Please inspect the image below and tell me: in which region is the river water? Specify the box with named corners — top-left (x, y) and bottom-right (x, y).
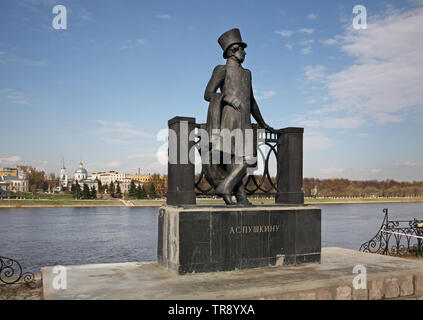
top-left (1, 203), bottom-right (422, 273)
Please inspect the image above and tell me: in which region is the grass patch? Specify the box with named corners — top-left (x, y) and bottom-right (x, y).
top-left (1, 197), bottom-right (422, 207)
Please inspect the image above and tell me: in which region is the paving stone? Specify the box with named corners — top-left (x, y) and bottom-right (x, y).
top-left (352, 289), bottom-right (369, 300)
top-left (415, 274), bottom-right (423, 294)
top-left (297, 292), bottom-right (316, 300)
top-left (316, 289), bottom-right (333, 300)
top-left (369, 279), bottom-right (385, 300)
top-left (400, 276), bottom-right (414, 296)
top-left (384, 278), bottom-right (400, 299)
top-left (335, 286), bottom-right (352, 300)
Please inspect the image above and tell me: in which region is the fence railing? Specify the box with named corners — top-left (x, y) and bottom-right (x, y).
top-left (0, 256), bottom-right (34, 285)
top-left (194, 123), bottom-right (280, 196)
top-left (166, 116), bottom-right (305, 206)
top-left (359, 208), bottom-right (423, 257)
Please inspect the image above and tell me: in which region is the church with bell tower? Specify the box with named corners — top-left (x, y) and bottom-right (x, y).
top-left (59, 158), bottom-right (68, 189)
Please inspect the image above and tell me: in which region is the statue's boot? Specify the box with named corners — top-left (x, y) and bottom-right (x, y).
top-left (215, 162), bottom-right (248, 205)
top-left (235, 184), bottom-right (252, 206)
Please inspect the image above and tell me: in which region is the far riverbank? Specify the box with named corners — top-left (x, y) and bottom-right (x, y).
top-left (1, 197), bottom-right (423, 208)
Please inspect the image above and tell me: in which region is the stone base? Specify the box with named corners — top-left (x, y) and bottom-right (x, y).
top-left (157, 204), bottom-right (321, 274)
top-left (41, 248), bottom-right (423, 300)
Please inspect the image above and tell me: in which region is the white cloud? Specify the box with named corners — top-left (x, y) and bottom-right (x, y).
top-left (128, 154), bottom-right (157, 160)
top-left (308, 13), bottom-right (318, 20)
top-left (295, 116), bottom-right (365, 129)
top-left (121, 39), bottom-right (147, 50)
top-left (95, 120), bottom-right (150, 137)
top-left (304, 65), bottom-right (326, 83)
top-left (285, 43), bottom-right (293, 51)
top-left (304, 131), bottom-right (336, 150)
top-left (320, 38), bottom-right (339, 46)
top-left (157, 14), bottom-right (171, 19)
top-left (106, 161), bottom-right (121, 168)
top-left (320, 168), bottom-right (346, 174)
top-left (323, 116), bottom-right (365, 129)
top-left (0, 89), bottom-right (30, 105)
top-left (297, 39), bottom-right (314, 46)
top-left (0, 47), bottom-right (47, 68)
top-left (302, 7), bottom-right (423, 127)
top-left (79, 7), bottom-right (94, 22)
top-left (128, 151), bottom-right (167, 171)
top-left (12, 57), bottom-right (47, 67)
top-left (407, 0), bottom-right (423, 7)
top-left (102, 137), bottom-right (133, 145)
top-left (275, 30), bottom-right (293, 37)
top-left (19, 0), bottom-right (58, 12)
top-left (140, 161), bottom-right (167, 174)
top-left (371, 168), bottom-right (383, 174)
top-left (0, 156), bottom-right (22, 163)
top-left (300, 46), bottom-right (312, 55)
top-left (353, 133), bottom-right (370, 138)
top-left (299, 28), bottom-right (314, 34)
top-left (397, 161), bottom-right (423, 167)
top-left (255, 89), bottom-right (276, 101)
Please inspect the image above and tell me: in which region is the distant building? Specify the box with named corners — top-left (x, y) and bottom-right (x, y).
top-left (74, 162), bottom-right (88, 181)
top-left (60, 163), bottom-right (165, 196)
top-left (91, 171), bottom-right (126, 185)
top-left (90, 171), bottom-right (135, 194)
top-left (0, 167), bottom-right (18, 178)
top-left (0, 169), bottom-right (29, 193)
top-left (126, 172), bottom-right (168, 196)
top-left (59, 159), bottom-right (68, 189)
top-left (72, 162), bottom-right (98, 191)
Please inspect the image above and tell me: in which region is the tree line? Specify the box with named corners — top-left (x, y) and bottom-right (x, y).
top-left (16, 165), bottom-right (423, 199)
top-left (71, 180), bottom-right (159, 200)
top-left (17, 166), bottom-right (59, 192)
top-left (14, 166), bottom-right (165, 199)
top-left (196, 175), bottom-right (423, 198)
top-left (127, 181), bottom-right (157, 199)
top-left (303, 178), bottom-right (423, 198)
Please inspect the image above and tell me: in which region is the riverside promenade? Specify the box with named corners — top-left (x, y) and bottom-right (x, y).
top-left (41, 248), bottom-right (423, 300)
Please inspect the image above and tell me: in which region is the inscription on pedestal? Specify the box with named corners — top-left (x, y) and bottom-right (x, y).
top-left (229, 225), bottom-right (281, 234)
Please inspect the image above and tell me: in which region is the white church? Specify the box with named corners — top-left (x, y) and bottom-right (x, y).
top-left (59, 160), bottom-right (99, 191)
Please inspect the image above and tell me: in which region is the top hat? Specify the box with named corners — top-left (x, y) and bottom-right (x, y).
top-left (218, 28), bottom-right (247, 58)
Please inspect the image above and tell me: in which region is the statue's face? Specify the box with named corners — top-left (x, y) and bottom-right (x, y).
top-left (229, 44), bottom-right (246, 63)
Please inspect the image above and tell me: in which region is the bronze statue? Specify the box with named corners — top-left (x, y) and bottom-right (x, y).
top-left (204, 28), bottom-right (275, 205)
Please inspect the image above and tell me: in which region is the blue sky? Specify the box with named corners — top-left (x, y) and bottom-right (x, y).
top-left (1, 0), bottom-right (423, 181)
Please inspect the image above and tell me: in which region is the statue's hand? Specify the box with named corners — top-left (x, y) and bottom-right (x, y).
top-left (231, 98), bottom-right (242, 112)
top-left (224, 95), bottom-right (241, 112)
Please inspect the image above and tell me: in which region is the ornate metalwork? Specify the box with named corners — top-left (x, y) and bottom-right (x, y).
top-left (194, 124), bottom-right (279, 196)
top-left (0, 256), bottom-right (34, 285)
top-left (359, 208), bottom-right (423, 257)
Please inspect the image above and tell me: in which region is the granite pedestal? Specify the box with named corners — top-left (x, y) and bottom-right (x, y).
top-left (158, 204), bottom-right (321, 274)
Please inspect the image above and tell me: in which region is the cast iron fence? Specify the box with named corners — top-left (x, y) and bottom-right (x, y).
top-left (0, 256), bottom-right (34, 285)
top-left (193, 124), bottom-right (279, 196)
top-left (359, 208), bottom-right (423, 257)
top-left (166, 117), bottom-right (304, 206)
